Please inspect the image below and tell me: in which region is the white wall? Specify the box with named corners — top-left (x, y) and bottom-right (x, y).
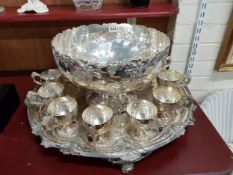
top-left (170, 0), bottom-right (233, 102)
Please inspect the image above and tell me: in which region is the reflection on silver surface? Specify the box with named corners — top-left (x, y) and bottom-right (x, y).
top-left (52, 23), bottom-right (170, 93)
top-left (47, 95), bottom-right (78, 125)
top-left (52, 24), bottom-right (169, 65)
top-left (152, 86), bottom-right (182, 104)
top-left (25, 82), bottom-right (64, 106)
top-left (31, 69), bottom-right (61, 85)
top-left (126, 99), bottom-right (157, 121)
top-left (82, 104), bottom-right (113, 126)
top-left (126, 99), bottom-right (160, 141)
top-left (47, 96), bottom-right (77, 115)
top-left (25, 23), bottom-right (196, 174)
top-left (86, 92), bottom-right (137, 114)
top-left (158, 69), bottom-right (182, 81)
top-left (26, 81), bottom-right (195, 173)
top-left (38, 82), bottom-right (64, 99)
top-left (82, 104), bottom-right (113, 143)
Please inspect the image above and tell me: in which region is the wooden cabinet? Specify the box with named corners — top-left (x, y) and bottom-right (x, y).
top-left (0, 0), bottom-right (177, 71)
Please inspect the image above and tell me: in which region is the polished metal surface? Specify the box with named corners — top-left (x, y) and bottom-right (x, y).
top-left (157, 69), bottom-right (191, 86)
top-left (158, 69), bottom-right (183, 82)
top-left (31, 69), bottom-right (61, 85)
top-left (37, 82), bottom-right (64, 99)
top-left (152, 86), bottom-right (182, 104)
top-left (25, 82), bottom-right (64, 106)
top-left (25, 23), bottom-right (195, 174)
top-left (41, 95), bottom-right (78, 130)
top-left (47, 96), bottom-right (77, 117)
top-left (82, 104), bottom-right (113, 126)
top-left (25, 77), bottom-right (195, 173)
top-left (51, 96), bottom-right (76, 122)
top-left (126, 100), bottom-right (159, 142)
top-left (52, 23), bottom-right (170, 93)
top-left (82, 104), bottom-right (113, 143)
top-left (86, 92), bottom-right (137, 114)
top-left (126, 99), bottom-right (157, 121)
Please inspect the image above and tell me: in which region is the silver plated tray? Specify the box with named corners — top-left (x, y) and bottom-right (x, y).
top-left (26, 78), bottom-right (195, 173)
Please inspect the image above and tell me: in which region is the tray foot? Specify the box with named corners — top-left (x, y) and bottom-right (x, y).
top-left (121, 163), bottom-right (134, 173)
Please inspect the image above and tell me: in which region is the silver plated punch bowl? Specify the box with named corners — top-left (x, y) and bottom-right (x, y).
top-left (52, 23), bottom-right (170, 94)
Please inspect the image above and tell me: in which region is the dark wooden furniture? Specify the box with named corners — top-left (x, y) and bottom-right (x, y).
top-left (0, 3), bottom-right (177, 22)
top-left (0, 76), bottom-right (232, 175)
top-left (0, 1), bottom-right (177, 71)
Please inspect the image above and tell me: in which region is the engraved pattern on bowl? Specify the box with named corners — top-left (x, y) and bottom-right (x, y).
top-left (52, 23), bottom-right (170, 93)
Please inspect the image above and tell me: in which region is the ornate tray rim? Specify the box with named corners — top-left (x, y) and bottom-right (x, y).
top-left (26, 86), bottom-right (195, 173)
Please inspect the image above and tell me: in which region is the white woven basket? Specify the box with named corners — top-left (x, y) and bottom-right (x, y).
top-left (201, 89), bottom-right (233, 147)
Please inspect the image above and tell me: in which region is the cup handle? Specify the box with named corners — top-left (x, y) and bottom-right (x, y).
top-left (161, 56), bottom-right (172, 70)
top-left (31, 72), bottom-right (43, 85)
top-left (182, 86), bottom-right (194, 105)
top-left (178, 96), bottom-right (187, 108)
top-left (179, 86), bottom-right (194, 107)
top-left (182, 85), bottom-right (193, 98)
top-left (180, 74), bottom-right (191, 86)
